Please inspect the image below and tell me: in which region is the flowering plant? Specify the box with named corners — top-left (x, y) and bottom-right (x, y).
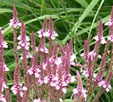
top-left (0, 5), bottom-right (112, 102)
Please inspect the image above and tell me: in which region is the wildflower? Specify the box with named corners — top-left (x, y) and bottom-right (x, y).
top-left (0, 94), bottom-right (6, 102)
top-left (17, 21), bottom-right (30, 50)
top-left (0, 63), bottom-right (9, 72)
top-left (28, 65), bottom-right (41, 78)
top-left (94, 20), bottom-right (106, 44)
top-left (17, 21), bottom-right (32, 59)
top-left (33, 98), bottom-right (40, 102)
top-left (73, 71), bottom-right (87, 101)
top-left (47, 17), bottom-right (58, 40)
top-left (105, 6), bottom-right (113, 27)
top-left (0, 78), bottom-right (8, 92)
top-left (94, 53), bottom-right (106, 85)
top-left (98, 72), bottom-right (112, 92)
top-left (38, 38), bottom-right (48, 53)
top-left (37, 17), bottom-right (48, 38)
top-left (11, 83), bottom-right (27, 97)
top-left (108, 24), bottom-right (113, 42)
top-left (9, 5), bottom-right (21, 28)
top-left (0, 29), bottom-right (8, 48)
top-left (20, 50), bottom-right (32, 59)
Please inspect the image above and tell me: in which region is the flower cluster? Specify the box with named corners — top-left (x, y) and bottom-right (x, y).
top-left (0, 4), bottom-right (112, 102)
top-left (9, 5), bottom-right (21, 28)
top-left (11, 83), bottom-right (27, 97)
top-left (73, 71), bottom-right (87, 101)
top-left (28, 18), bottom-right (76, 101)
top-left (37, 17), bottom-right (58, 40)
top-left (17, 21), bottom-right (32, 59)
top-left (0, 28), bottom-right (9, 102)
top-left (0, 94), bottom-right (6, 102)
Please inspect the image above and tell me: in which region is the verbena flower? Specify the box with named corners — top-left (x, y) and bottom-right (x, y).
top-left (37, 17), bottom-right (48, 38)
top-left (33, 98), bottom-right (41, 102)
top-left (47, 17), bottom-right (58, 40)
top-left (0, 29), bottom-right (8, 49)
top-left (0, 78), bottom-right (8, 92)
top-left (94, 20), bottom-right (106, 44)
top-left (98, 72), bottom-right (112, 92)
top-left (0, 94), bottom-right (6, 102)
top-left (11, 82), bottom-right (27, 97)
top-left (73, 71), bottom-right (87, 101)
top-left (17, 21), bottom-right (32, 59)
top-left (105, 6), bottom-right (113, 27)
top-left (108, 24), bottom-right (113, 42)
top-left (9, 5), bottom-right (21, 28)
top-left (28, 65), bottom-right (41, 78)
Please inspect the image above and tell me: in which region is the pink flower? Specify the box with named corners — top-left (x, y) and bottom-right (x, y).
top-left (11, 83), bottom-right (27, 97)
top-left (108, 34), bottom-right (113, 42)
top-left (105, 6), bottom-right (113, 27)
top-left (94, 20), bottom-right (106, 44)
top-left (73, 71), bottom-right (87, 101)
top-left (0, 63), bottom-right (9, 72)
top-left (46, 17), bottom-right (58, 40)
top-left (20, 51), bottom-right (32, 59)
top-left (98, 80), bottom-right (111, 92)
top-left (37, 17), bottom-right (48, 38)
top-left (0, 78), bottom-right (8, 92)
top-left (33, 98), bottom-right (41, 102)
top-left (0, 94), bottom-right (6, 102)
top-left (38, 38), bottom-right (48, 53)
top-left (9, 5), bottom-right (21, 28)
top-left (0, 29), bottom-right (8, 49)
top-left (98, 72), bottom-right (112, 92)
top-left (28, 65), bottom-right (41, 78)
top-left (17, 33), bottom-right (30, 50)
top-left (73, 87), bottom-right (87, 100)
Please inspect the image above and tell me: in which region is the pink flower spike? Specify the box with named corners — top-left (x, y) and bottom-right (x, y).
top-left (105, 6), bottom-right (113, 27)
top-left (11, 83), bottom-right (27, 97)
top-left (0, 94), bottom-right (6, 102)
top-left (94, 20), bottom-right (106, 44)
top-left (76, 71), bottom-right (83, 88)
top-left (73, 71), bottom-right (87, 101)
top-left (9, 5), bottom-right (21, 28)
top-left (17, 21), bottom-right (30, 50)
top-left (47, 17), bottom-right (58, 40)
top-left (20, 50), bottom-right (32, 60)
top-left (81, 38), bottom-right (89, 60)
top-left (98, 72), bottom-right (112, 92)
top-left (37, 17), bottom-right (47, 38)
top-left (0, 29), bottom-right (8, 49)
top-left (108, 25), bottom-right (113, 42)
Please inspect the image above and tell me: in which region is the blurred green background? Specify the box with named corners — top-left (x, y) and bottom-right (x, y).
top-left (0, 0), bottom-right (113, 101)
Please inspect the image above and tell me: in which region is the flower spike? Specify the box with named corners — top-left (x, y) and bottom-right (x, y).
top-left (108, 25), bottom-right (113, 42)
top-left (73, 71), bottom-right (87, 101)
top-left (0, 29), bottom-right (8, 49)
top-left (47, 17), bottom-right (58, 40)
top-left (94, 20), bottom-right (106, 44)
top-left (37, 17), bottom-right (47, 38)
top-left (105, 6), bottom-right (113, 27)
top-left (9, 4), bottom-right (21, 28)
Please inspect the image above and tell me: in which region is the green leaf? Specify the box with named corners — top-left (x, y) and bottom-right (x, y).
top-left (65, 99), bottom-right (73, 102)
top-left (63, 0), bottom-right (99, 44)
top-left (75, 0), bottom-right (88, 8)
top-left (0, 8), bottom-right (12, 14)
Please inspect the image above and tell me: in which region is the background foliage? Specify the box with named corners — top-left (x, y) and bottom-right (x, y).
top-left (0, 0), bottom-right (113, 101)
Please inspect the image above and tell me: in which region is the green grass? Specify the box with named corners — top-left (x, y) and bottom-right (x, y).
top-left (0, 0), bottom-right (113, 101)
